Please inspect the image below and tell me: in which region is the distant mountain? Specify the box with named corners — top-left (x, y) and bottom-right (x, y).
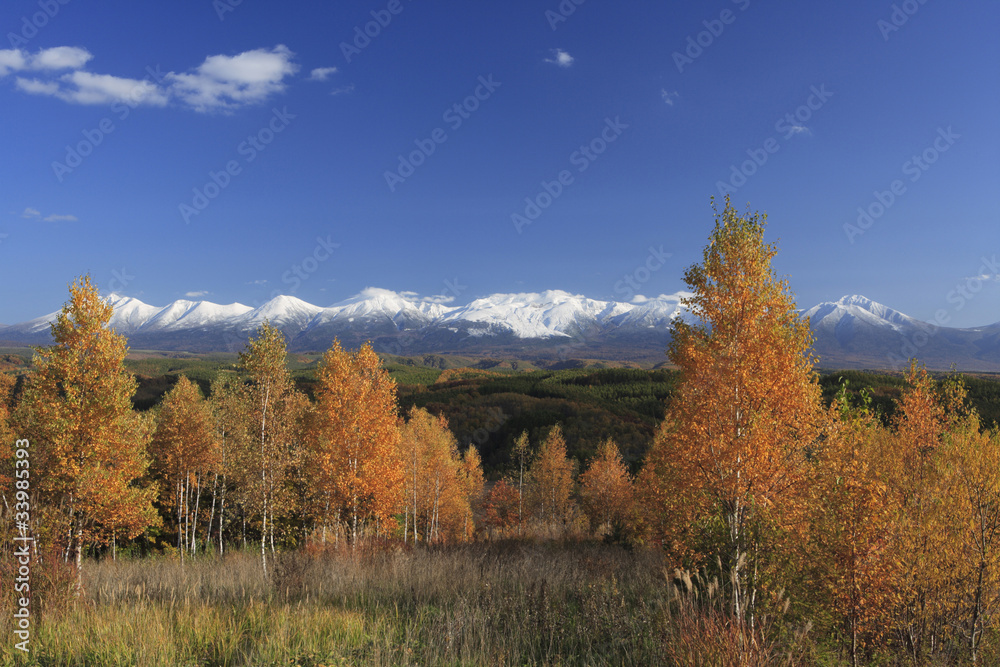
top-left (3, 289), bottom-right (999, 371)
top-left (803, 295), bottom-right (1000, 371)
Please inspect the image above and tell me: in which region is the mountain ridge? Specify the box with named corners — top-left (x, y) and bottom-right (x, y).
top-left (2, 289), bottom-right (999, 371)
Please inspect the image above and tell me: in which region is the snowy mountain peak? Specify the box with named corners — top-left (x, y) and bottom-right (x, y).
top-left (803, 295), bottom-right (916, 332)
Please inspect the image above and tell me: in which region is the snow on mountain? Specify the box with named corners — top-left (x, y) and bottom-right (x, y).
top-left (106, 294), bottom-right (163, 334)
top-left (441, 290), bottom-right (643, 338)
top-left (239, 295), bottom-right (323, 330)
top-left (307, 287), bottom-right (454, 331)
top-left (802, 295), bottom-right (919, 333)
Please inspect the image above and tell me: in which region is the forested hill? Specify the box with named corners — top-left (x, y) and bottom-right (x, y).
top-left (7, 347), bottom-right (998, 477)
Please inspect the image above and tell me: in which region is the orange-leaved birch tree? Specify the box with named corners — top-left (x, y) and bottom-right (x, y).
top-left (579, 438), bottom-right (634, 536)
top-left (311, 340), bottom-right (402, 545)
top-left (150, 376), bottom-right (219, 558)
top-left (805, 384), bottom-right (900, 666)
top-left (945, 409), bottom-right (1000, 664)
top-left (459, 444), bottom-right (485, 540)
top-left (237, 322), bottom-right (302, 575)
top-left (16, 275), bottom-right (158, 592)
top-left (207, 372), bottom-right (246, 554)
top-left (638, 197), bottom-right (822, 626)
top-left (529, 424), bottom-right (575, 531)
top-left (887, 362), bottom-right (961, 661)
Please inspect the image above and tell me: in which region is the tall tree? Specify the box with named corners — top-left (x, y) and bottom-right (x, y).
top-left (529, 424), bottom-right (574, 529)
top-left (638, 198), bottom-right (822, 626)
top-left (237, 322), bottom-right (302, 575)
top-left (579, 439), bottom-right (634, 536)
top-left (16, 275), bottom-right (158, 591)
top-left (805, 385), bottom-right (899, 666)
top-left (311, 340), bottom-right (402, 544)
top-left (149, 376), bottom-right (219, 557)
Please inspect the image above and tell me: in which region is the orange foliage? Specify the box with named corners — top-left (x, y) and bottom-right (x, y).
top-left (638, 199), bottom-right (821, 620)
top-left (311, 340), bottom-right (403, 543)
top-left (579, 439), bottom-right (634, 535)
top-left (16, 276), bottom-right (158, 589)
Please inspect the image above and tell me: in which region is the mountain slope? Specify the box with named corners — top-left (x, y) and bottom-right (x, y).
top-left (3, 290), bottom-right (1000, 371)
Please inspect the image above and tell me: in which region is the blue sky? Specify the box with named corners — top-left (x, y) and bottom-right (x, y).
top-left (1, 0), bottom-right (998, 327)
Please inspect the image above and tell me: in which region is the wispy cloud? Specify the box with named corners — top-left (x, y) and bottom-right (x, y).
top-left (43, 214), bottom-right (78, 222)
top-left (7, 45), bottom-right (299, 113)
top-left (544, 49), bottom-right (574, 68)
top-left (786, 125), bottom-right (811, 136)
top-left (400, 290), bottom-right (455, 305)
top-left (20, 207), bottom-right (40, 218)
top-left (309, 66), bottom-right (338, 81)
top-left (184, 290), bottom-right (210, 298)
top-left (661, 89), bottom-right (679, 106)
top-left (330, 84), bottom-right (355, 96)
top-left (246, 279), bottom-right (268, 285)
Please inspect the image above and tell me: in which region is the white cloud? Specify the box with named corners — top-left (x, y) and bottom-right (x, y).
top-left (15, 77), bottom-right (60, 96)
top-left (56, 71), bottom-right (169, 106)
top-left (661, 89), bottom-right (679, 106)
top-left (246, 279), bottom-right (268, 285)
top-left (0, 49), bottom-right (27, 77)
top-left (167, 44), bottom-right (298, 112)
top-left (787, 125), bottom-right (811, 136)
top-left (309, 66), bottom-right (338, 81)
top-left (30, 46), bottom-right (93, 71)
top-left (184, 291), bottom-right (210, 298)
top-left (43, 214), bottom-right (78, 222)
top-left (544, 49), bottom-right (574, 68)
top-left (21, 207), bottom-right (40, 218)
top-left (10, 44), bottom-right (297, 112)
top-left (330, 84), bottom-right (354, 96)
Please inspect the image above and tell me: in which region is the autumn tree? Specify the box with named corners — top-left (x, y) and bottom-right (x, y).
top-left (638, 198), bottom-right (822, 627)
top-left (208, 372), bottom-right (248, 553)
top-left (0, 372), bottom-right (16, 502)
top-left (579, 438), bottom-right (634, 536)
top-left (945, 411), bottom-right (1000, 663)
top-left (459, 444), bottom-right (485, 540)
top-left (149, 376), bottom-right (219, 557)
top-left (310, 340), bottom-right (402, 545)
top-left (511, 430), bottom-right (530, 535)
top-left (482, 478), bottom-right (520, 537)
top-left (804, 383), bottom-right (900, 665)
top-left (885, 363), bottom-right (962, 660)
top-left (237, 322), bottom-right (305, 575)
top-left (529, 424), bottom-right (575, 530)
top-left (16, 275), bottom-right (158, 591)
top-left (399, 406), bottom-right (473, 543)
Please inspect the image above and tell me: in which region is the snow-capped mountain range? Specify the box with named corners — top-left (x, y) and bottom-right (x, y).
top-left (2, 289), bottom-right (999, 370)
